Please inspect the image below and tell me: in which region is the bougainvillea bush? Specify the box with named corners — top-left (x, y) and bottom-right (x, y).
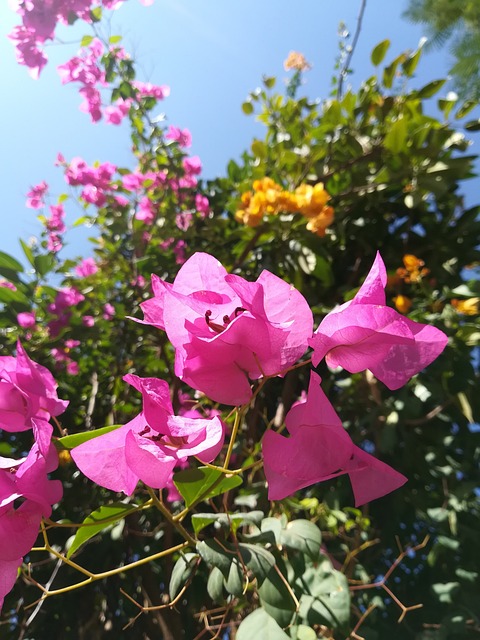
top-left (0, 3), bottom-right (479, 639)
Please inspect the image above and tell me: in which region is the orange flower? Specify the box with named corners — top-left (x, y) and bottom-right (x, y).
top-left (451, 298), bottom-right (479, 315)
top-left (397, 254), bottom-right (429, 283)
top-left (306, 206), bottom-right (335, 237)
top-left (283, 51), bottom-right (312, 72)
top-left (393, 295), bottom-right (413, 314)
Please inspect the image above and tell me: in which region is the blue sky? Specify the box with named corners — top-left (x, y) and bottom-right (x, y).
top-left (0, 0), bottom-right (478, 263)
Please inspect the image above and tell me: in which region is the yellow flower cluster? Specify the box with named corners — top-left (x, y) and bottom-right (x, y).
top-left (451, 297), bottom-right (479, 315)
top-left (235, 177), bottom-right (334, 237)
top-left (396, 254), bottom-right (430, 283)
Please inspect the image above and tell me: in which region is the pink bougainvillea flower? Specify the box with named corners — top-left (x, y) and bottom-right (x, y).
top-left (135, 253), bottom-right (313, 405)
top-left (165, 125), bottom-right (192, 148)
top-left (82, 315), bottom-right (95, 327)
top-left (75, 257), bottom-right (98, 278)
top-left (0, 441), bottom-right (62, 611)
top-left (309, 253), bottom-right (448, 389)
top-left (0, 342), bottom-right (68, 453)
top-left (71, 374), bottom-right (225, 495)
top-left (263, 372), bottom-right (407, 506)
top-left (25, 180), bottom-right (48, 209)
top-left (103, 303), bottom-right (115, 320)
top-left (17, 312), bottom-right (36, 329)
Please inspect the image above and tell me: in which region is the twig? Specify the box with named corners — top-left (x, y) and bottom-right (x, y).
top-left (338, 0), bottom-right (368, 99)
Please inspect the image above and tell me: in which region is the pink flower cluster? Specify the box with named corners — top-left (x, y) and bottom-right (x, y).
top-left (8, 0), bottom-right (154, 79)
top-left (64, 156), bottom-right (117, 207)
top-left (46, 203), bottom-right (66, 252)
top-left (126, 251), bottom-right (448, 505)
top-left (26, 181), bottom-right (48, 209)
top-left (58, 151), bottom-right (209, 230)
top-left (47, 286), bottom-right (85, 338)
top-left (0, 343), bottom-right (67, 610)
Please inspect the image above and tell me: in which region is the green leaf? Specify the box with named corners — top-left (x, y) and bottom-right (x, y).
top-left (34, 254), bottom-right (55, 277)
top-left (109, 35), bottom-right (123, 44)
top-left (455, 99), bottom-right (477, 119)
top-left (90, 6), bottom-right (102, 21)
top-left (384, 116), bottom-right (408, 154)
top-left (431, 582), bottom-right (460, 604)
top-left (416, 79), bottom-right (447, 98)
top-left (80, 35), bottom-right (93, 47)
top-left (371, 40), bottom-right (390, 66)
top-left (251, 139), bottom-right (267, 159)
top-left (169, 552), bottom-right (199, 599)
top-left (73, 215), bottom-right (92, 228)
top-left (196, 539), bottom-right (233, 575)
top-left (262, 75), bottom-right (276, 89)
top-left (0, 252), bottom-right (23, 272)
top-left (464, 118), bottom-right (480, 131)
top-left (207, 566), bottom-right (225, 603)
top-left (279, 520), bottom-right (322, 560)
top-left (67, 502), bottom-right (137, 558)
top-left (56, 425), bottom-right (122, 451)
top-left (0, 287), bottom-right (29, 305)
top-left (242, 101), bottom-right (254, 115)
top-left (19, 239), bottom-right (35, 267)
top-left (382, 56), bottom-right (401, 88)
top-left (236, 608), bottom-right (290, 640)
top-left (296, 561), bottom-right (350, 628)
top-left (225, 557), bottom-right (244, 595)
top-left (258, 559), bottom-right (296, 627)
top-left (402, 47), bottom-right (422, 76)
top-left (173, 466), bottom-right (242, 508)
top-left (295, 625), bottom-right (317, 640)
top-left (191, 511), bottom-right (263, 536)
top-left (457, 392), bottom-right (474, 423)
top-left (238, 543), bottom-right (276, 584)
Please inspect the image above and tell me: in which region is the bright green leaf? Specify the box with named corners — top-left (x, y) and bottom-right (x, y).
top-left (0, 251), bottom-right (23, 272)
top-left (384, 116), bottom-right (408, 154)
top-left (80, 35), bottom-right (93, 47)
top-left (417, 79), bottom-right (447, 99)
top-left (173, 466), bottom-right (242, 508)
top-left (371, 40), bottom-right (390, 66)
top-left (242, 101), bottom-right (254, 115)
top-left (56, 425), bottom-right (122, 451)
top-left (67, 502), bottom-right (137, 558)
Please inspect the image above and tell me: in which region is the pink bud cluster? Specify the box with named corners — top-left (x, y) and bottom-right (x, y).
top-left (0, 343), bottom-right (68, 611)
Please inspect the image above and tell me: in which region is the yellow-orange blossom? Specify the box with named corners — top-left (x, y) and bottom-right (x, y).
top-left (235, 177), bottom-right (334, 237)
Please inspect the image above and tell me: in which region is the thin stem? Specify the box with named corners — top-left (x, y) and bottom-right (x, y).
top-left (26, 535), bottom-right (189, 604)
top-left (224, 409), bottom-right (241, 469)
top-left (338, 0), bottom-right (368, 99)
top-left (147, 487), bottom-right (196, 545)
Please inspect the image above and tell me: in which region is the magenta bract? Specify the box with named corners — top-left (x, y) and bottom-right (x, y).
top-left (262, 372), bottom-right (407, 505)
top-left (309, 252), bottom-right (448, 388)
top-left (71, 374), bottom-right (225, 495)
top-left (136, 252), bottom-right (313, 405)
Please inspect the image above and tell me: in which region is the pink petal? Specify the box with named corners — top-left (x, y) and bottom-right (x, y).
top-left (71, 420), bottom-right (141, 495)
top-left (342, 446), bottom-right (407, 506)
top-left (124, 430), bottom-right (177, 489)
top-left (0, 557), bottom-right (22, 611)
